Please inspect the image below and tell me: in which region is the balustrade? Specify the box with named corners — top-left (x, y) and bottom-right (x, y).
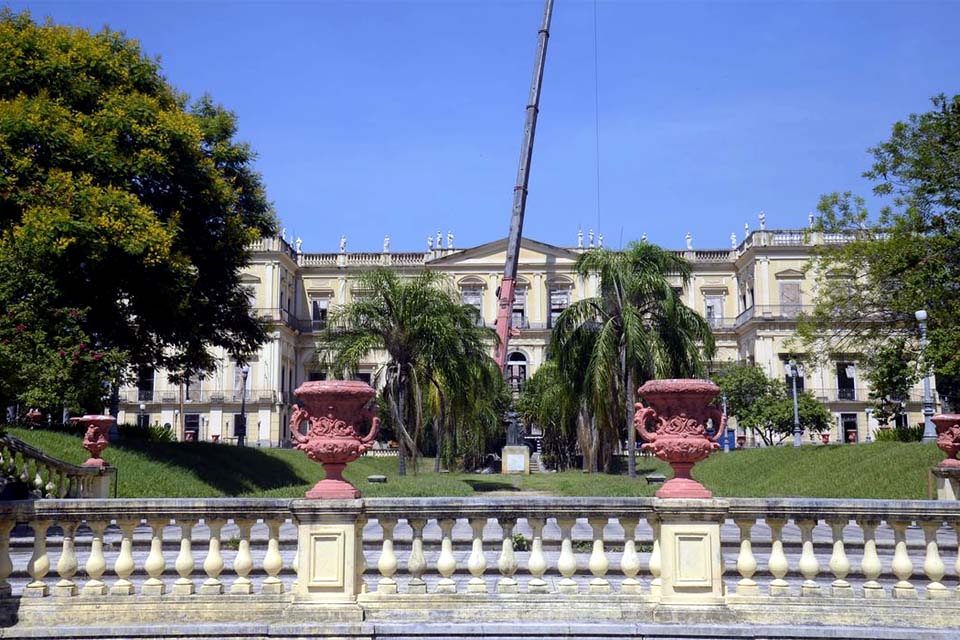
top-left (0, 497), bottom-right (957, 635)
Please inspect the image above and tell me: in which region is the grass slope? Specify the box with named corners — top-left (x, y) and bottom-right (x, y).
top-left (5, 427), bottom-right (943, 499)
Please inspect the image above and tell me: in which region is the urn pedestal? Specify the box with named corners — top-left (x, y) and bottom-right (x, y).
top-left (290, 380), bottom-right (381, 499)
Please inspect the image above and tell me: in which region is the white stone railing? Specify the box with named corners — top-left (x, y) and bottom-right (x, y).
top-left (1, 497), bottom-right (959, 636)
top-left (0, 436), bottom-right (114, 498)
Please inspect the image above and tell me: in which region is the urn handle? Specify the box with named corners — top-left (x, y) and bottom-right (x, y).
top-left (290, 405), bottom-right (310, 445)
top-left (708, 406), bottom-right (727, 442)
top-left (633, 403), bottom-right (659, 442)
top-left (359, 406), bottom-right (381, 448)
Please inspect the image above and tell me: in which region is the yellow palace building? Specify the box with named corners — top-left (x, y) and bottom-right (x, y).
top-left (116, 226), bottom-right (937, 447)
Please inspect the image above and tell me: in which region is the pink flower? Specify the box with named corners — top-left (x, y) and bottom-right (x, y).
top-left (14, 324), bottom-right (26, 332)
top-left (92, 353), bottom-right (103, 361)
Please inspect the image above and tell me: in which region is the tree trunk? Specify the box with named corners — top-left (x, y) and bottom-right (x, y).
top-left (626, 367), bottom-right (637, 478)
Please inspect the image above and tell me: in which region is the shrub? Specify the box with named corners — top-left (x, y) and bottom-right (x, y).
top-left (874, 425), bottom-right (924, 442)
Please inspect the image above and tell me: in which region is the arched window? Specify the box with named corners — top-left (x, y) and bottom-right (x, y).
top-left (506, 351), bottom-right (528, 392)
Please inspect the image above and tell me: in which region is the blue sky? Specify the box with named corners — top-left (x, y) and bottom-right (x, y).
top-left (9, 1), bottom-right (960, 252)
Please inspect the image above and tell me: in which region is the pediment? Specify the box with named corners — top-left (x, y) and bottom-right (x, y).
top-left (774, 268), bottom-right (805, 279)
top-left (427, 237), bottom-right (579, 267)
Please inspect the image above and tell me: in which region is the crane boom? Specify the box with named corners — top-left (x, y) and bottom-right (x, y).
top-left (494, 0), bottom-right (555, 371)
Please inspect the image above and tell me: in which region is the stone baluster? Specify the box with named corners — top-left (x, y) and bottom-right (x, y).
top-left (556, 517), bottom-right (578, 594)
top-left (231, 519), bottom-right (254, 594)
top-left (647, 517), bottom-right (662, 599)
top-left (953, 523), bottom-right (960, 599)
top-left (406, 519), bottom-right (427, 594)
top-left (142, 519), bottom-right (167, 596)
top-left (18, 455), bottom-right (29, 484)
top-left (435, 519), bottom-right (457, 593)
top-left (53, 520), bottom-right (79, 597)
top-left (496, 518), bottom-right (518, 594)
top-left (32, 463), bottom-right (44, 495)
top-left (173, 519), bottom-right (196, 595)
top-left (766, 518), bottom-right (790, 596)
top-left (856, 520), bottom-right (883, 598)
top-left (376, 517), bottom-right (399, 594)
top-left (25, 519), bottom-right (52, 597)
top-left (467, 518), bottom-right (488, 593)
top-left (734, 518), bottom-right (759, 596)
top-left (919, 519), bottom-right (947, 599)
top-left (587, 517), bottom-right (610, 594)
top-left (201, 519), bottom-right (225, 595)
top-left (82, 521), bottom-right (108, 595)
top-left (0, 520), bottom-right (14, 597)
top-left (526, 517), bottom-right (549, 593)
top-left (826, 518), bottom-right (852, 597)
top-left (619, 517), bottom-right (641, 594)
top-left (43, 465), bottom-right (56, 497)
top-left (111, 519), bottom-right (137, 595)
top-left (889, 520), bottom-right (916, 598)
top-left (797, 519), bottom-right (820, 596)
top-left (262, 519), bottom-right (284, 594)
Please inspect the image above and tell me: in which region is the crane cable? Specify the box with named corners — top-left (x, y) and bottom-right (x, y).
top-left (592, 0), bottom-right (602, 245)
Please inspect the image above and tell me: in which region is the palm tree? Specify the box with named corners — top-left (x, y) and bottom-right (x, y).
top-left (319, 268), bottom-right (496, 475)
top-left (551, 241), bottom-right (715, 475)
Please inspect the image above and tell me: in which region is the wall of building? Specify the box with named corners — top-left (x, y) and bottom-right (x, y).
top-left (117, 230), bottom-right (936, 447)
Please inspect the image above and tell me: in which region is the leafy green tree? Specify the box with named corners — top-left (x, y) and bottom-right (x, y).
top-left (516, 361), bottom-right (579, 470)
top-left (799, 94), bottom-right (960, 408)
top-left (864, 338), bottom-right (918, 426)
top-left (0, 302), bottom-right (125, 418)
top-left (320, 268), bottom-right (501, 475)
top-left (552, 242), bottom-right (715, 473)
top-left (0, 11), bottom-right (276, 411)
top-left (714, 363), bottom-right (778, 429)
top-left (716, 364), bottom-right (832, 445)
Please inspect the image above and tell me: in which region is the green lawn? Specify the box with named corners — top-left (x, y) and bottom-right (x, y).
top-left (5, 427), bottom-right (944, 500)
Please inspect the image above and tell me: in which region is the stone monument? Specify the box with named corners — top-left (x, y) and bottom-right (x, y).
top-left (501, 412), bottom-right (529, 475)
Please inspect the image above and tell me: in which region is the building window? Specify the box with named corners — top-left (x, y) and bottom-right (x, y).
top-left (308, 371), bottom-right (327, 382)
top-left (460, 286), bottom-right (484, 326)
top-left (233, 364), bottom-right (251, 401)
top-left (837, 362), bottom-right (856, 400)
top-left (184, 414), bottom-right (200, 437)
top-left (784, 361), bottom-right (805, 397)
top-left (704, 295), bottom-right (724, 328)
top-left (549, 287), bottom-right (571, 328)
top-left (355, 372), bottom-right (372, 385)
top-left (311, 298), bottom-right (329, 330)
top-left (137, 367), bottom-right (154, 402)
top-left (184, 374), bottom-right (201, 402)
top-left (512, 288), bottom-right (527, 329)
top-left (506, 352), bottom-right (527, 392)
top-left (779, 281), bottom-right (801, 318)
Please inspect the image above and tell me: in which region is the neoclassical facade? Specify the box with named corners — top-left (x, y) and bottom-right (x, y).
top-left (117, 229), bottom-right (937, 446)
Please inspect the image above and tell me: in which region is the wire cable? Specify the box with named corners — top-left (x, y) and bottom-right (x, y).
top-left (592, 0), bottom-right (602, 245)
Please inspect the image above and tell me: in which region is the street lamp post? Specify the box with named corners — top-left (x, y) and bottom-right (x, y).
top-left (789, 359), bottom-right (802, 447)
top-left (237, 363), bottom-right (250, 447)
top-left (916, 310), bottom-right (936, 443)
top-left (138, 403), bottom-right (146, 428)
top-left (721, 394), bottom-right (729, 452)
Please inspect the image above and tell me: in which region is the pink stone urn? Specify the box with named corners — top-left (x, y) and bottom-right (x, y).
top-left (291, 380), bottom-right (381, 499)
top-left (634, 379), bottom-right (726, 499)
top-left (70, 414), bottom-right (115, 467)
top-left (932, 414), bottom-right (960, 468)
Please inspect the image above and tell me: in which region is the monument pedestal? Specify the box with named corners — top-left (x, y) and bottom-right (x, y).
top-left (501, 445), bottom-right (530, 475)
top-left (931, 466), bottom-right (960, 500)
